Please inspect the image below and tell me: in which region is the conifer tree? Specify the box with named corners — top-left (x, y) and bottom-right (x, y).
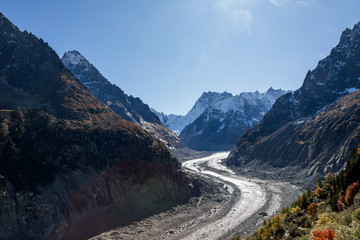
top-left (315, 187), bottom-right (323, 199)
top-left (273, 214), bottom-right (282, 236)
top-left (317, 178), bottom-right (323, 188)
top-left (262, 223), bottom-right (271, 240)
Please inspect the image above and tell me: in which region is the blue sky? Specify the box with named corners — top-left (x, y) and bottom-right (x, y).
top-left (2, 0), bottom-right (360, 115)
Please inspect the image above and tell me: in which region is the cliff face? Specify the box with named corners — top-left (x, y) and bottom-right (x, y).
top-left (0, 12), bottom-right (197, 240)
top-left (227, 22), bottom-right (360, 176)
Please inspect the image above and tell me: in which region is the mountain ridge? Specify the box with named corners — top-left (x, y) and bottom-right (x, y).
top-left (61, 50), bottom-right (184, 151)
top-left (152, 91), bottom-right (231, 135)
top-left (158, 88), bottom-right (289, 151)
top-left (0, 12), bottom-right (197, 240)
top-left (227, 21), bottom-right (360, 177)
top-left (231, 22), bottom-right (360, 145)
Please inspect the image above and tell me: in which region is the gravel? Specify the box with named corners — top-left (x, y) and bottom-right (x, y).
top-left (90, 152), bottom-right (301, 240)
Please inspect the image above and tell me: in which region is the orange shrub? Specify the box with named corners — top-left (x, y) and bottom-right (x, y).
top-left (307, 203), bottom-right (318, 217)
top-left (337, 193), bottom-right (345, 211)
top-left (312, 227), bottom-right (336, 240)
top-left (345, 182), bottom-right (360, 206)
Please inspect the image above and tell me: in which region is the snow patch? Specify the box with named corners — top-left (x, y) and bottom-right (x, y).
top-left (62, 50), bottom-right (88, 67)
top-left (83, 81), bottom-right (98, 85)
top-left (346, 87), bottom-right (358, 93)
top-left (212, 97), bottom-right (239, 113)
top-left (315, 105), bottom-right (328, 115)
top-left (293, 120), bottom-right (305, 125)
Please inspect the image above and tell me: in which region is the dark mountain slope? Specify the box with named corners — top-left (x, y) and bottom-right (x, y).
top-left (0, 12), bottom-right (196, 240)
top-left (62, 50), bottom-right (160, 125)
top-left (227, 22), bottom-right (360, 176)
top-left (0, 20), bottom-right (116, 123)
top-left (227, 88), bottom-right (360, 179)
top-left (61, 50), bottom-right (183, 151)
top-left (230, 22), bottom-right (360, 148)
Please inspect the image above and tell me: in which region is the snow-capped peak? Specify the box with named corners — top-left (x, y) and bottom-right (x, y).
top-left (62, 50), bottom-right (108, 86)
top-left (62, 50), bottom-right (89, 68)
top-left (187, 91), bottom-right (232, 118)
top-left (212, 97), bottom-right (239, 113)
top-left (153, 88), bottom-right (290, 136)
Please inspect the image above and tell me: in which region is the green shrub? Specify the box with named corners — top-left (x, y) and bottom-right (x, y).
top-left (297, 215), bottom-right (311, 228)
top-left (294, 234), bottom-right (310, 240)
top-left (353, 208), bottom-right (360, 221)
top-left (288, 223), bottom-right (302, 238)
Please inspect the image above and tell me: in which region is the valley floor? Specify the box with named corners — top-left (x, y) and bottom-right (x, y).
top-left (90, 152), bottom-right (301, 240)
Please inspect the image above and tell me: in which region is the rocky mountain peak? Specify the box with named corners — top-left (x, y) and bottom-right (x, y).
top-left (62, 50), bottom-right (89, 68)
top-left (62, 50), bottom-right (109, 86)
top-left (151, 91), bottom-right (235, 135)
top-left (179, 88), bottom-right (289, 151)
top-left (198, 91), bottom-right (233, 103)
top-left (0, 15), bottom-right (116, 122)
top-left (187, 91), bottom-right (233, 118)
top-left (267, 86), bottom-right (284, 93)
top-left (0, 11), bottom-right (19, 32)
top-left (227, 21), bottom-right (360, 177)
top-left (153, 88), bottom-right (289, 140)
top-left (61, 50), bottom-right (189, 151)
top-left (61, 50), bottom-right (161, 125)
top-left (238, 21), bottom-right (360, 143)
top-left (338, 22), bottom-right (360, 47)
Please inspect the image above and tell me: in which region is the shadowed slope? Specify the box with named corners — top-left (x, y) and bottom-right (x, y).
top-left (0, 12), bottom-right (197, 240)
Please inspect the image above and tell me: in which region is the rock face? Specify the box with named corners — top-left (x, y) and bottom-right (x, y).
top-left (0, 12), bottom-right (197, 240)
top-left (61, 50), bottom-right (182, 150)
top-left (227, 22), bottom-right (360, 177)
top-left (228, 89), bottom-right (360, 178)
top-left (179, 88), bottom-right (289, 151)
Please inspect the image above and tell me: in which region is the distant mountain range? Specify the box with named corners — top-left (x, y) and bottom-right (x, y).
top-left (153, 88), bottom-right (289, 151)
top-left (0, 12), bottom-right (196, 240)
top-left (227, 22), bottom-right (360, 179)
top-left (152, 91), bottom-right (230, 135)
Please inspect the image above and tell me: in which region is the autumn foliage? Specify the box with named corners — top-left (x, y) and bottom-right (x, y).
top-left (315, 187), bottom-right (323, 199)
top-left (245, 150), bottom-right (360, 240)
top-left (312, 227), bottom-right (336, 240)
top-left (337, 193), bottom-right (345, 211)
top-left (345, 182), bottom-right (360, 206)
top-left (307, 203), bottom-right (318, 217)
